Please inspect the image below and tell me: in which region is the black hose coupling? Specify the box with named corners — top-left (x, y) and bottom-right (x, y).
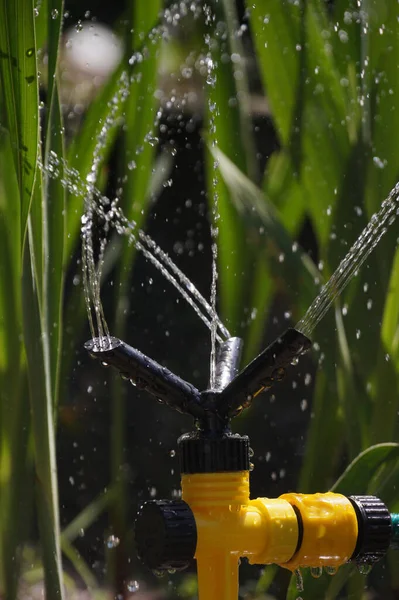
top-left (349, 495), bottom-right (392, 564)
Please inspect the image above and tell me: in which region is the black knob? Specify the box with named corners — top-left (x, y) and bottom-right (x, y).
top-left (135, 500), bottom-right (197, 570)
top-left (349, 495), bottom-right (392, 563)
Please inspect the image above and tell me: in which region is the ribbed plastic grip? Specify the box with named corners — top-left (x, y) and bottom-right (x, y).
top-left (349, 495), bottom-right (391, 563)
top-left (135, 500), bottom-right (197, 570)
top-left (179, 432), bottom-right (250, 474)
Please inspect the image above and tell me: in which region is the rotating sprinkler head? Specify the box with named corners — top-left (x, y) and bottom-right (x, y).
top-left (85, 327), bottom-right (311, 430)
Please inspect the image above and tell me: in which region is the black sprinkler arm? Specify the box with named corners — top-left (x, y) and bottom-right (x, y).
top-left (84, 337), bottom-right (204, 419)
top-left (214, 328), bottom-right (312, 417)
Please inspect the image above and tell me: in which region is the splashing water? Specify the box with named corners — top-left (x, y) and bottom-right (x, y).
top-left (40, 3), bottom-right (232, 377)
top-left (296, 181), bottom-right (399, 338)
top-left (204, 4), bottom-right (221, 388)
top-left (294, 568), bottom-right (304, 592)
top-left (44, 150), bottom-right (230, 349)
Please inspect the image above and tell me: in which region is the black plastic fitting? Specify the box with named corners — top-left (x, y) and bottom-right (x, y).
top-left (349, 495), bottom-right (392, 564)
top-left (178, 431), bottom-right (250, 474)
top-left (135, 500), bottom-right (197, 571)
top-left (213, 328), bottom-right (312, 417)
top-left (85, 337), bottom-right (204, 418)
top-left (85, 328), bottom-right (311, 432)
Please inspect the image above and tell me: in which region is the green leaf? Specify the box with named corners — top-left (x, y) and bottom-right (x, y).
top-left (331, 443), bottom-right (399, 496)
top-left (45, 0), bottom-right (63, 109)
top-left (0, 127), bottom-right (30, 600)
top-left (43, 84), bottom-right (66, 404)
top-left (22, 231), bottom-right (64, 599)
top-left (0, 0), bottom-right (38, 242)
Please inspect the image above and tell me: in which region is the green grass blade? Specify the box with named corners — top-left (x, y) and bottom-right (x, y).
top-left (61, 540), bottom-right (98, 592)
top-left (43, 84), bottom-right (66, 404)
top-left (0, 0), bottom-right (38, 243)
top-left (23, 226), bottom-right (64, 598)
top-left (0, 127), bottom-right (29, 599)
top-left (45, 0), bottom-right (63, 109)
top-left (34, 0), bottom-right (49, 52)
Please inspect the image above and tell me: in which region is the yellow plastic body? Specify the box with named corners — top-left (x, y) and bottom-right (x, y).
top-left (181, 472), bottom-right (359, 600)
top-left (280, 492), bottom-right (358, 570)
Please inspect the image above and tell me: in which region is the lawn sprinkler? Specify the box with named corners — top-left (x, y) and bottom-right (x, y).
top-left (85, 329), bottom-right (399, 600)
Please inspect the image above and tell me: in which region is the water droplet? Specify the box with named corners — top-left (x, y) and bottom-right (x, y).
top-left (358, 563), bottom-right (372, 575)
top-left (107, 535), bottom-right (120, 549)
top-left (128, 160), bottom-right (136, 170)
top-left (300, 399), bottom-right (308, 411)
top-left (249, 447), bottom-right (254, 458)
top-left (325, 566), bottom-right (337, 576)
top-left (170, 449), bottom-right (176, 457)
top-left (153, 569), bottom-right (165, 578)
top-left (33, 7), bottom-right (39, 17)
top-left (26, 48), bottom-right (35, 57)
top-left (51, 8), bottom-right (58, 18)
top-left (304, 373), bottom-right (312, 386)
top-left (249, 462), bottom-right (254, 471)
top-left (294, 568), bottom-right (304, 591)
top-left (310, 566), bottom-right (323, 579)
top-left (373, 156), bottom-right (386, 169)
top-left (127, 580), bottom-right (140, 593)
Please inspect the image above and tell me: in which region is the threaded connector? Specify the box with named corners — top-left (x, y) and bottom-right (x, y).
top-left (349, 495), bottom-right (391, 564)
top-left (135, 500), bottom-right (197, 570)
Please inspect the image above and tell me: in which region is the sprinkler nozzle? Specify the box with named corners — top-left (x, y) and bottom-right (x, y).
top-left (85, 337), bottom-right (204, 418)
top-left (214, 328), bottom-right (312, 417)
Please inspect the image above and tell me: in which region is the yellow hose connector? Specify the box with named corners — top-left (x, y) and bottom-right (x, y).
top-left (279, 492), bottom-right (358, 569)
top-left (182, 474), bottom-right (359, 572)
